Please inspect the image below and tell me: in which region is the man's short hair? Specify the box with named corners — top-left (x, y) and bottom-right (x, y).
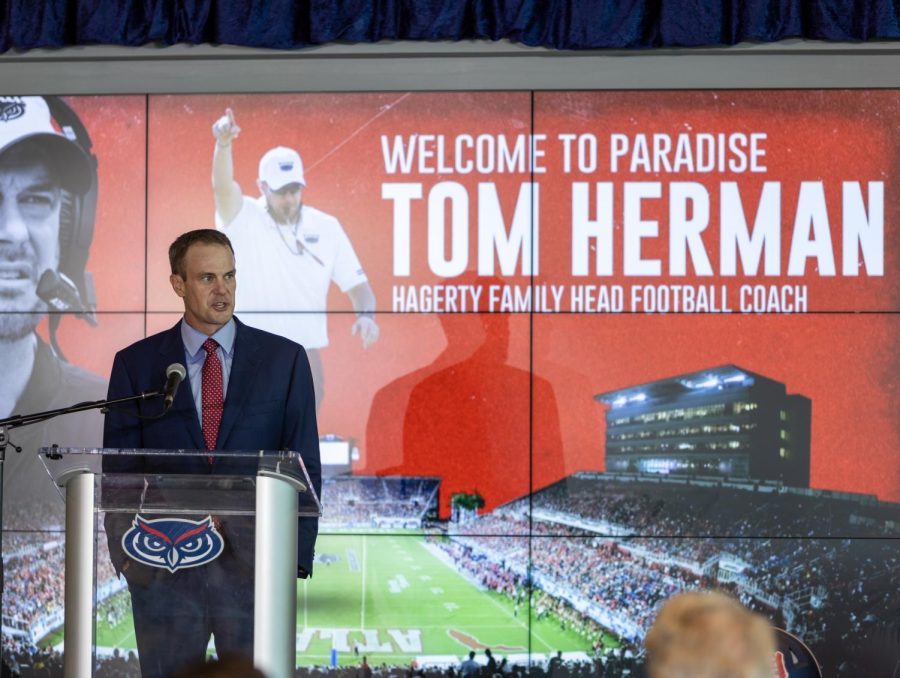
top-left (169, 229), bottom-right (234, 278)
top-left (644, 590), bottom-right (776, 678)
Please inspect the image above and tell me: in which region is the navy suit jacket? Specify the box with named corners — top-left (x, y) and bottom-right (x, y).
top-left (102, 316), bottom-right (321, 575)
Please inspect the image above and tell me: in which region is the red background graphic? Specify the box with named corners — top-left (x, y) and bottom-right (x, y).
top-left (535, 90), bottom-right (900, 310)
top-left (533, 90), bottom-right (900, 503)
top-left (45, 91), bottom-right (899, 512)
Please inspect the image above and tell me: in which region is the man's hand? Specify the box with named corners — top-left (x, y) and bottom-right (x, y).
top-left (212, 108), bottom-right (241, 146)
top-left (212, 108), bottom-right (244, 223)
top-left (121, 559), bottom-right (156, 588)
top-left (351, 315), bottom-right (380, 349)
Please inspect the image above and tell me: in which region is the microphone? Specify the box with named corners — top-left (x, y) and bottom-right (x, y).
top-left (163, 363), bottom-right (187, 411)
top-left (37, 269), bottom-right (97, 325)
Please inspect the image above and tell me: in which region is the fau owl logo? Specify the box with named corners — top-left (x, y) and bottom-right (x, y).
top-left (772, 628), bottom-right (822, 678)
top-left (122, 516), bottom-right (224, 573)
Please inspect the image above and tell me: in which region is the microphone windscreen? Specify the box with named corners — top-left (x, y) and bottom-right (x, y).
top-left (37, 269), bottom-right (84, 313)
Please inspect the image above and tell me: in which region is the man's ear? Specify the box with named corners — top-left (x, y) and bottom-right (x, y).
top-left (170, 273), bottom-right (186, 298)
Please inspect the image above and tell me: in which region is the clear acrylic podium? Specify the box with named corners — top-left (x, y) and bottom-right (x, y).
top-left (40, 447), bottom-right (322, 678)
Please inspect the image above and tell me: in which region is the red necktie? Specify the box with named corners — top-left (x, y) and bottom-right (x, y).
top-left (201, 338), bottom-right (224, 455)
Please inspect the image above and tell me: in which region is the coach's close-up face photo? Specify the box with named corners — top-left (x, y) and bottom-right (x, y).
top-left (0, 97), bottom-right (92, 334)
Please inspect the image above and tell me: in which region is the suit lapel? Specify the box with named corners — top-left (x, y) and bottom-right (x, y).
top-left (216, 318), bottom-right (263, 449)
top-left (158, 323), bottom-right (206, 450)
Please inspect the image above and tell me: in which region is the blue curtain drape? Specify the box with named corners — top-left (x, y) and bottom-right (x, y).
top-left (1, 1), bottom-right (899, 53)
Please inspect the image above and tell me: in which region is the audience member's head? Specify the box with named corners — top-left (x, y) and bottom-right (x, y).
top-left (644, 590), bottom-right (775, 678)
top-left (171, 653), bottom-right (266, 678)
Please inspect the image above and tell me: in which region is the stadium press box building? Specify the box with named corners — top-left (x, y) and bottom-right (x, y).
top-left (595, 366), bottom-right (811, 486)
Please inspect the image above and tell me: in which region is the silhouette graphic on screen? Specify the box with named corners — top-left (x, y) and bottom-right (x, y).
top-left (367, 277), bottom-right (563, 517)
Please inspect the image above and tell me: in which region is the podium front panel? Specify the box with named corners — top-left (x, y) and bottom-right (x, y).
top-left (99, 472), bottom-right (259, 676)
top-left (37, 447), bottom-right (320, 676)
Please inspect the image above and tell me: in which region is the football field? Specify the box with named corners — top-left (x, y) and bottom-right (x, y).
top-left (92, 534), bottom-right (614, 666)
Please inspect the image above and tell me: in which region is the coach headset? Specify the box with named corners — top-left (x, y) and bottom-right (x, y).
top-left (36, 96), bottom-right (99, 361)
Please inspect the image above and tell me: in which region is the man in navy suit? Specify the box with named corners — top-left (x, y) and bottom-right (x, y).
top-left (103, 229), bottom-right (320, 677)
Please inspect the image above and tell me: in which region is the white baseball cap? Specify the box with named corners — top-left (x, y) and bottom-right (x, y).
top-left (0, 96), bottom-right (93, 194)
top-left (258, 146), bottom-right (306, 191)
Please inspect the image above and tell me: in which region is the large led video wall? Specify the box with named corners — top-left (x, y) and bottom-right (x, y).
top-left (1, 91), bottom-right (898, 674)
